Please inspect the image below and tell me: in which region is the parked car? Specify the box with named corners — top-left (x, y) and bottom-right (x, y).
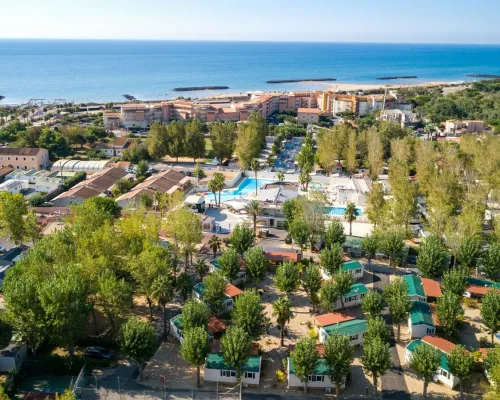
top-left (84, 346), bottom-right (113, 360)
top-left (0, 247), bottom-right (6, 253)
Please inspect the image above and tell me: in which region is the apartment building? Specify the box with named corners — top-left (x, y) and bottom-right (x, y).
top-left (380, 109), bottom-right (418, 127)
top-left (104, 91), bottom-right (320, 129)
top-left (319, 92), bottom-right (395, 117)
top-left (297, 107), bottom-right (321, 124)
top-left (444, 120), bottom-right (485, 136)
top-left (0, 148), bottom-right (49, 171)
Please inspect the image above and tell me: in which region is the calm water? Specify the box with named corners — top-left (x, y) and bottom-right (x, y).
top-left (1, 40), bottom-right (500, 104)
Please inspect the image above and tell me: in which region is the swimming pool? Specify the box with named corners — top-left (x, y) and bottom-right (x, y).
top-left (325, 206), bottom-right (364, 216)
top-left (207, 177), bottom-right (272, 202)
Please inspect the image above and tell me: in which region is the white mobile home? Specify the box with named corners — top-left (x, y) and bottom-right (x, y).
top-left (204, 353), bottom-right (261, 385)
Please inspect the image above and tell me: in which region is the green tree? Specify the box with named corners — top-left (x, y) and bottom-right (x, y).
top-left (288, 219), bottom-right (310, 250)
top-left (320, 280), bottom-right (340, 313)
top-left (221, 326), bottom-right (252, 381)
top-left (442, 266), bottom-right (468, 297)
top-left (185, 120), bottom-right (206, 162)
top-left (361, 336), bottom-right (391, 398)
top-left (319, 243), bottom-right (344, 277)
top-left (417, 235), bottom-right (447, 278)
top-left (112, 178), bottom-right (134, 197)
top-left (96, 270), bottom-right (132, 333)
top-left (151, 275), bottom-right (174, 339)
top-left (135, 159), bottom-right (149, 179)
top-left (457, 235), bottom-right (482, 270)
top-left (203, 272), bottom-right (227, 315)
top-left (333, 269), bottom-right (354, 310)
top-left (209, 172), bottom-right (225, 206)
top-left (236, 125), bottom-right (261, 171)
top-left (289, 337), bottom-right (319, 394)
top-left (344, 202), bottom-right (359, 236)
top-left (324, 334), bottom-right (354, 398)
top-left (302, 264), bottom-right (323, 313)
top-left (361, 290), bottom-right (385, 319)
top-left (380, 231), bottom-right (405, 273)
top-left (194, 259), bottom-right (209, 281)
top-left (435, 291), bottom-right (464, 339)
top-left (208, 235), bottom-right (222, 260)
top-left (275, 260), bottom-right (299, 295)
top-left (0, 192), bottom-right (28, 244)
top-left (481, 289), bottom-right (500, 344)
top-left (39, 267), bottom-right (89, 356)
top-left (325, 219), bottom-right (346, 249)
top-left (409, 343), bottom-right (441, 399)
top-left (367, 128), bottom-right (384, 179)
top-left (296, 143), bottom-right (315, 175)
top-left (244, 247), bottom-right (267, 285)
top-left (147, 122), bottom-right (168, 160)
top-left (364, 181), bottom-right (386, 227)
top-left (250, 158), bottom-right (260, 196)
top-left (232, 290), bottom-right (266, 339)
top-left (245, 200), bottom-right (262, 236)
top-left (193, 163), bottom-right (207, 186)
top-left (119, 318), bottom-right (157, 380)
top-left (484, 242), bottom-right (500, 281)
top-left (176, 272), bottom-right (193, 302)
top-left (166, 207), bottom-right (202, 270)
top-left (218, 248), bottom-right (241, 282)
top-left (448, 345), bottom-right (474, 400)
top-left (181, 327), bottom-right (211, 388)
top-left (362, 235), bottom-right (379, 270)
top-left (230, 223), bottom-right (254, 256)
top-left (272, 296), bottom-right (294, 347)
top-left (166, 120), bottom-right (186, 162)
top-left (210, 121), bottom-right (237, 162)
top-left (181, 299), bottom-right (210, 331)
top-left (365, 316), bottom-right (390, 343)
top-left (384, 277), bottom-right (412, 341)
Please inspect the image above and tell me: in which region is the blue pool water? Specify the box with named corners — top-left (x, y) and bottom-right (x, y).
top-left (325, 206), bottom-right (363, 216)
top-left (207, 177), bottom-right (272, 202)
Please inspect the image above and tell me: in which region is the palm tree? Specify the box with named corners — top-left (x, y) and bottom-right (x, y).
top-left (208, 179), bottom-right (218, 206)
top-left (213, 173), bottom-right (226, 206)
top-left (277, 171), bottom-right (285, 182)
top-left (245, 200), bottom-right (262, 236)
top-left (193, 163), bottom-right (206, 187)
top-left (208, 235), bottom-right (222, 259)
top-left (250, 158), bottom-right (260, 196)
top-left (344, 202), bottom-right (359, 236)
top-left (194, 258), bottom-right (209, 280)
top-left (272, 296), bottom-right (294, 347)
top-left (299, 170), bottom-right (312, 191)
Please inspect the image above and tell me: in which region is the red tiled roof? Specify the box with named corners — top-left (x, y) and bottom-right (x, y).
top-left (225, 283), bottom-right (242, 298)
top-left (422, 278), bottom-right (442, 298)
top-left (208, 316), bottom-right (227, 334)
top-left (298, 108), bottom-right (320, 114)
top-left (313, 313), bottom-right (356, 327)
top-left (422, 335), bottom-right (457, 355)
top-left (466, 285), bottom-right (490, 296)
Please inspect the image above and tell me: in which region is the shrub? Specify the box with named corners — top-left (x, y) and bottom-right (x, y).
top-left (463, 298), bottom-right (477, 309)
top-left (275, 370), bottom-right (286, 382)
top-left (308, 328), bottom-right (318, 340)
top-left (61, 172), bottom-right (86, 191)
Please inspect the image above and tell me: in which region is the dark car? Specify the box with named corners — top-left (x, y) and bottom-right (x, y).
top-left (84, 346), bottom-right (113, 360)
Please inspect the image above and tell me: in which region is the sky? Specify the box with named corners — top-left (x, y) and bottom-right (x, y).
top-left (1, 0), bottom-right (500, 44)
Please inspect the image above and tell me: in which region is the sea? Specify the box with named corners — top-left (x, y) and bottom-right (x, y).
top-left (1, 39), bottom-right (500, 104)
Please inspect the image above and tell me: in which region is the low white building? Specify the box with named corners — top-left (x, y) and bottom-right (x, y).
top-left (204, 353), bottom-right (262, 385)
top-left (403, 275), bottom-right (427, 302)
top-left (0, 179), bottom-right (24, 194)
top-left (0, 334), bottom-right (27, 373)
top-left (405, 335), bottom-right (460, 389)
top-left (192, 282), bottom-right (242, 312)
top-left (320, 260), bottom-right (364, 281)
top-left (287, 357), bottom-right (345, 392)
top-left (318, 318), bottom-right (367, 345)
top-left (408, 301), bottom-right (436, 338)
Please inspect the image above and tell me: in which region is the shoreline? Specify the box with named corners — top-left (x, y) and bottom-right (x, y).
top-left (0, 79), bottom-right (473, 106)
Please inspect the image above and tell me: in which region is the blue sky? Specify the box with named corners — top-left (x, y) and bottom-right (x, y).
top-left (1, 0), bottom-right (499, 44)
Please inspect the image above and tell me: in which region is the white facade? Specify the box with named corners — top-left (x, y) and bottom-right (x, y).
top-left (319, 328), bottom-right (365, 346)
top-left (287, 359), bottom-right (345, 391)
top-left (407, 316), bottom-right (436, 339)
top-left (404, 348), bottom-right (459, 388)
top-left (0, 179), bottom-right (24, 194)
top-left (0, 342), bottom-right (27, 372)
top-left (204, 368), bottom-right (260, 385)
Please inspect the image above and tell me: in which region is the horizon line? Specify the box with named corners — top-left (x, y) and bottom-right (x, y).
top-left (1, 37), bottom-right (500, 46)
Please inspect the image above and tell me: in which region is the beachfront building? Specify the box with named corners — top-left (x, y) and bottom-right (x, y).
top-left (405, 335), bottom-right (461, 389)
top-left (318, 93), bottom-right (395, 117)
top-left (170, 314), bottom-right (226, 344)
top-left (408, 301), bottom-right (436, 338)
top-left (120, 103), bottom-right (163, 129)
top-left (297, 108), bottom-right (321, 124)
top-left (192, 282), bottom-right (242, 312)
top-left (0, 148), bottom-right (49, 171)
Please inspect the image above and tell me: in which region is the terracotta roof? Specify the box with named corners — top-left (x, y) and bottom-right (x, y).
top-left (263, 247), bottom-right (301, 262)
top-left (422, 278), bottom-right (442, 298)
top-left (0, 166), bottom-right (13, 177)
top-left (466, 285), bottom-right (490, 296)
top-left (313, 312), bottom-right (356, 327)
top-left (208, 316), bottom-right (227, 334)
top-left (0, 147), bottom-right (46, 156)
top-left (297, 108), bottom-right (321, 114)
top-left (225, 283), bottom-right (243, 298)
top-left (429, 304), bottom-right (440, 327)
top-left (52, 185), bottom-right (101, 201)
top-left (421, 335), bottom-right (457, 355)
top-left (113, 136), bottom-right (130, 147)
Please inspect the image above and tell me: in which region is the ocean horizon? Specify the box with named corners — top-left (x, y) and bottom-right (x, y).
top-left (1, 39), bottom-right (500, 104)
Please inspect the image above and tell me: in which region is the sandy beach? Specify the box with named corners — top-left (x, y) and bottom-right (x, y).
top-left (322, 80), bottom-right (466, 91)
